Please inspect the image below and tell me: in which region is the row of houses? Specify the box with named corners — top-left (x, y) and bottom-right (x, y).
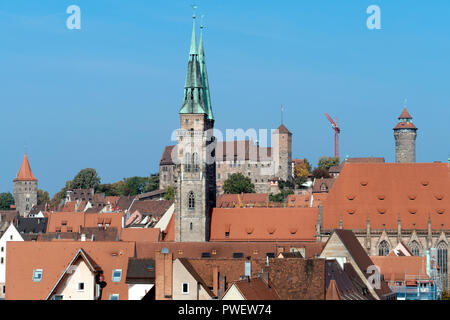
top-left (5, 225), bottom-right (433, 300)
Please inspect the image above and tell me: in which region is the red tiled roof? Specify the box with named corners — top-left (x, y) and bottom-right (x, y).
top-left (120, 228), bottom-right (161, 242)
top-left (5, 241), bottom-right (135, 300)
top-left (160, 145), bottom-right (177, 165)
top-left (209, 207), bottom-right (319, 241)
top-left (216, 193), bottom-right (269, 208)
top-left (322, 163), bottom-right (450, 230)
top-left (370, 256), bottom-right (428, 282)
top-left (312, 178), bottom-right (336, 193)
top-left (394, 122), bottom-right (417, 130)
top-left (398, 108), bottom-right (412, 119)
top-left (286, 194), bottom-right (327, 208)
top-left (229, 277), bottom-right (280, 300)
top-left (277, 124), bottom-right (291, 135)
top-left (14, 154), bottom-right (37, 182)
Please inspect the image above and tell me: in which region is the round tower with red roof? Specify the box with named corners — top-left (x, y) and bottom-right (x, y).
top-left (13, 153), bottom-right (38, 217)
top-left (393, 107), bottom-right (417, 163)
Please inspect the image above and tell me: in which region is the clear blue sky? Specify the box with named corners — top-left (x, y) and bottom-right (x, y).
top-left (0, 0), bottom-right (449, 196)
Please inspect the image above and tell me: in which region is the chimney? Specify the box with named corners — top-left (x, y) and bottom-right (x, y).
top-left (154, 251), bottom-right (173, 300)
top-left (213, 266), bottom-right (219, 297)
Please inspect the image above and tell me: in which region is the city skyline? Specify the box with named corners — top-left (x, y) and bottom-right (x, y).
top-left (1, 0), bottom-right (449, 196)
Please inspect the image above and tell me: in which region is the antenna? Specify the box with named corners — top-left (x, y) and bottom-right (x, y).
top-left (281, 104), bottom-right (284, 125)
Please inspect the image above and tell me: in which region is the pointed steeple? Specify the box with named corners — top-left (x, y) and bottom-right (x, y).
top-left (14, 153), bottom-right (37, 182)
top-left (179, 12), bottom-right (207, 115)
top-left (199, 22), bottom-right (214, 121)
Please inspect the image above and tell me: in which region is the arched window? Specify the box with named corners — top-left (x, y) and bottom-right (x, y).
top-left (409, 241), bottom-right (421, 256)
top-left (437, 242), bottom-right (448, 288)
top-left (188, 192), bottom-right (195, 209)
top-left (320, 184), bottom-right (328, 192)
top-left (378, 240), bottom-right (389, 256)
top-left (184, 153), bottom-right (191, 172)
top-left (192, 153), bottom-right (199, 172)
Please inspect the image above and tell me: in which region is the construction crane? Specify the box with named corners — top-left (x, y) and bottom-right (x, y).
top-left (325, 113), bottom-right (340, 159)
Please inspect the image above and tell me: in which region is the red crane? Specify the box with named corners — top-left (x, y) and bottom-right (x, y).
top-left (325, 113), bottom-right (340, 159)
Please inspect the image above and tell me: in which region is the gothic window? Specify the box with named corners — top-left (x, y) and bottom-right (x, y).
top-left (188, 192), bottom-right (195, 209)
top-left (184, 153), bottom-right (191, 172)
top-left (378, 240), bottom-right (389, 256)
top-left (409, 241), bottom-right (421, 256)
top-left (437, 242), bottom-right (448, 287)
top-left (192, 153), bottom-right (199, 172)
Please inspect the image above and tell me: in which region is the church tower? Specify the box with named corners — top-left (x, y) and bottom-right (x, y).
top-left (13, 153), bottom-right (38, 217)
top-left (393, 107), bottom-right (417, 163)
top-left (174, 13), bottom-right (216, 242)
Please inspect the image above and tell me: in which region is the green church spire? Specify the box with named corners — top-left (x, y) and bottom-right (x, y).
top-left (199, 22), bottom-right (214, 121)
top-left (179, 12), bottom-right (207, 115)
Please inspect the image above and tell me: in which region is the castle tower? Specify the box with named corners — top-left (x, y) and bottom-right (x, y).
top-left (393, 107), bottom-right (417, 163)
top-left (174, 13), bottom-right (216, 242)
top-left (272, 124), bottom-right (293, 182)
top-left (13, 154), bottom-right (38, 217)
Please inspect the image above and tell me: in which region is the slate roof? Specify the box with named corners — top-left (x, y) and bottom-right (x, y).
top-left (126, 258), bottom-right (155, 284)
top-left (16, 217), bottom-right (47, 234)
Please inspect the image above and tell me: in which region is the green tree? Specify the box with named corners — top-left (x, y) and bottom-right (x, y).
top-left (269, 189), bottom-right (294, 202)
top-left (164, 186), bottom-right (175, 201)
top-left (317, 156), bottom-right (340, 171)
top-left (0, 192), bottom-right (14, 210)
top-left (145, 174), bottom-right (160, 193)
top-left (71, 168), bottom-right (101, 190)
top-left (97, 183), bottom-right (121, 196)
top-left (119, 177), bottom-right (149, 196)
top-left (37, 189), bottom-right (50, 205)
top-left (223, 173), bottom-right (255, 194)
